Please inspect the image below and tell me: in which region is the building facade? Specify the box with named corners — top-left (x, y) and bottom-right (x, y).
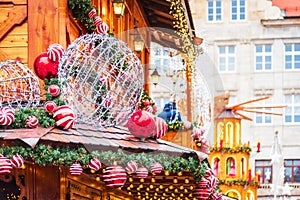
top-left (190, 0), bottom-right (300, 199)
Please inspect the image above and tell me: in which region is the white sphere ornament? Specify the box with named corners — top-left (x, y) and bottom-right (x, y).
top-left (58, 34), bottom-right (144, 127)
top-left (0, 60), bottom-right (40, 109)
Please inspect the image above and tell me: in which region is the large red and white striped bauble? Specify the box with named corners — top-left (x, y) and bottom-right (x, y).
top-left (95, 22), bottom-right (109, 34)
top-left (0, 157), bottom-right (13, 174)
top-left (70, 163), bottom-right (83, 176)
top-left (103, 166), bottom-right (127, 188)
top-left (125, 160), bottom-right (138, 173)
top-left (93, 16), bottom-right (103, 26)
top-left (10, 154), bottom-right (24, 168)
top-left (44, 101), bottom-right (57, 113)
top-left (88, 8), bottom-right (97, 18)
top-left (53, 105), bottom-right (76, 130)
top-left (47, 43), bottom-right (64, 62)
top-left (26, 116), bottom-right (39, 128)
top-left (48, 84), bottom-right (60, 97)
top-left (193, 187), bottom-right (213, 200)
top-left (0, 107), bottom-right (15, 126)
top-left (88, 158), bottom-right (101, 171)
top-left (152, 116), bottom-right (167, 139)
top-left (150, 162), bottom-right (162, 175)
top-left (136, 166), bottom-right (148, 178)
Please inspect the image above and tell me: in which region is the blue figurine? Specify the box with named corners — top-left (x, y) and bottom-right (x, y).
top-left (157, 102), bottom-right (182, 122)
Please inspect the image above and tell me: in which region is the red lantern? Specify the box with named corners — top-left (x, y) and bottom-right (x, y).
top-left (53, 105), bottom-right (76, 130)
top-left (33, 52), bottom-right (58, 80)
top-left (103, 166), bottom-right (127, 188)
top-left (0, 157), bottom-right (13, 174)
top-left (136, 166), bottom-right (148, 178)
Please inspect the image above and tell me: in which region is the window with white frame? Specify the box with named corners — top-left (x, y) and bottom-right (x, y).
top-left (255, 96), bottom-right (272, 124)
top-left (255, 45), bottom-right (272, 71)
top-left (218, 46), bottom-right (235, 72)
top-left (231, 0), bottom-right (246, 21)
top-left (284, 94), bottom-right (300, 123)
top-left (285, 44), bottom-right (300, 70)
top-left (207, 0), bottom-right (222, 21)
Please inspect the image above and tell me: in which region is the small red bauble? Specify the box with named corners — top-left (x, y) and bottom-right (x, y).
top-left (88, 158), bottom-right (101, 171)
top-left (44, 101), bottom-right (57, 112)
top-left (103, 166), bottom-right (127, 188)
top-left (47, 43), bottom-right (64, 62)
top-left (136, 166), bottom-right (148, 178)
top-left (0, 157), bottom-right (13, 175)
top-left (70, 163), bottom-right (83, 176)
top-left (48, 84), bottom-right (60, 97)
top-left (125, 160), bottom-right (138, 173)
top-left (26, 116), bottom-right (39, 128)
top-left (0, 107), bottom-right (15, 126)
top-left (34, 52), bottom-right (58, 80)
top-left (53, 105), bottom-right (76, 130)
top-left (152, 116), bottom-right (167, 139)
top-left (10, 155), bottom-right (24, 168)
top-left (143, 100), bottom-right (151, 106)
top-left (150, 162), bottom-right (163, 175)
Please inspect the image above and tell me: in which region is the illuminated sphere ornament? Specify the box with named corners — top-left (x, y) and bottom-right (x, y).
top-left (125, 160), bottom-right (138, 173)
top-left (136, 166), bottom-right (148, 178)
top-left (10, 154), bottom-right (24, 168)
top-left (0, 157), bottom-right (13, 175)
top-left (150, 162), bottom-right (163, 175)
top-left (103, 165), bottom-right (127, 188)
top-left (70, 163), bottom-right (83, 176)
top-left (58, 34), bottom-right (144, 127)
top-left (0, 60), bottom-right (40, 109)
top-left (0, 107), bottom-right (15, 126)
top-left (88, 158), bottom-right (101, 171)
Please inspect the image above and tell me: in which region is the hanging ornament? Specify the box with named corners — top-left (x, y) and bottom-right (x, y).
top-left (10, 154), bottom-right (24, 168)
top-left (150, 162), bottom-right (163, 175)
top-left (88, 8), bottom-right (97, 18)
top-left (103, 165), bottom-right (127, 188)
top-left (44, 101), bottom-right (57, 113)
top-left (136, 166), bottom-right (148, 178)
top-left (48, 84), bottom-right (60, 97)
top-left (152, 116), bottom-right (167, 139)
top-left (47, 43), bottom-right (64, 62)
top-left (126, 110), bottom-right (156, 139)
top-left (88, 158), bottom-right (101, 171)
top-left (93, 16), bottom-right (103, 26)
top-left (0, 157), bottom-right (13, 175)
top-left (34, 52), bottom-right (58, 80)
top-left (26, 115), bottom-right (39, 128)
top-left (193, 187), bottom-right (213, 200)
top-left (53, 105), bottom-right (76, 130)
top-left (210, 191), bottom-right (223, 200)
top-left (70, 163), bottom-right (83, 176)
top-left (95, 22), bottom-right (109, 34)
top-left (0, 107), bottom-right (15, 126)
top-left (125, 160), bottom-right (138, 173)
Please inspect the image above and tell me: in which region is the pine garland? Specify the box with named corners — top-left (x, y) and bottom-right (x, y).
top-left (0, 144), bottom-right (208, 182)
top-left (210, 146), bottom-right (252, 153)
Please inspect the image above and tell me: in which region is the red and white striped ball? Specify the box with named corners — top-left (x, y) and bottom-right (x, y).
top-left (88, 8), bottom-right (97, 18)
top-left (150, 162), bottom-right (162, 175)
top-left (70, 163), bottom-right (83, 176)
top-left (44, 101), bottom-right (57, 113)
top-left (193, 187), bottom-right (213, 200)
top-left (136, 166), bottom-right (148, 179)
top-left (47, 43), bottom-right (64, 62)
top-left (53, 105), bottom-right (76, 130)
top-left (152, 116), bottom-right (167, 139)
top-left (125, 160), bottom-right (138, 173)
top-left (0, 107), bottom-right (15, 126)
top-left (48, 84), bottom-right (60, 97)
top-left (89, 158), bottom-right (101, 171)
top-left (0, 157), bottom-right (13, 175)
top-left (95, 22), bottom-right (109, 34)
top-left (93, 16), bottom-right (103, 26)
top-left (146, 106), bottom-right (153, 113)
top-left (26, 116), bottom-right (39, 128)
top-left (10, 154), bottom-right (24, 168)
top-left (103, 165), bottom-right (127, 188)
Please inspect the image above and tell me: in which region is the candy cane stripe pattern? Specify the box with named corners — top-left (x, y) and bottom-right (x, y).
top-left (0, 107), bottom-right (15, 126)
top-left (152, 116), bottom-right (167, 139)
top-left (44, 101), bottom-right (57, 113)
top-left (0, 157), bottom-right (13, 175)
top-left (89, 158), bottom-right (101, 171)
top-left (136, 166), bottom-right (148, 178)
top-left (95, 22), bottom-right (109, 34)
top-left (150, 162), bottom-right (162, 175)
top-left (53, 105), bottom-right (76, 130)
top-left (70, 163), bottom-right (83, 176)
top-left (103, 166), bottom-right (127, 188)
top-left (125, 160), bottom-right (138, 173)
top-left (26, 116), bottom-right (39, 128)
top-left (48, 84), bottom-right (60, 97)
top-left (10, 155), bottom-right (24, 168)
top-left (47, 43), bottom-right (64, 62)
top-left (88, 8), bottom-right (97, 18)
top-left (93, 16), bottom-right (103, 26)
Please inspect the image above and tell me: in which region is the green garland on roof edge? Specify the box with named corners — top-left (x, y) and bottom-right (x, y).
top-left (0, 144), bottom-right (208, 182)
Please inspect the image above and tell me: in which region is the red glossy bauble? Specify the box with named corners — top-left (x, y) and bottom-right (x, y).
top-left (34, 52), bottom-right (58, 80)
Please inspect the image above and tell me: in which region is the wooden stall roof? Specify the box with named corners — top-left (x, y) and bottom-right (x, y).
top-left (138, 0), bottom-right (195, 50)
top-left (0, 124), bottom-right (207, 159)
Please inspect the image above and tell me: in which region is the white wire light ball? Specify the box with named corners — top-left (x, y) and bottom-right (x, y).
top-left (58, 33), bottom-right (144, 127)
top-left (0, 60), bottom-right (40, 109)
